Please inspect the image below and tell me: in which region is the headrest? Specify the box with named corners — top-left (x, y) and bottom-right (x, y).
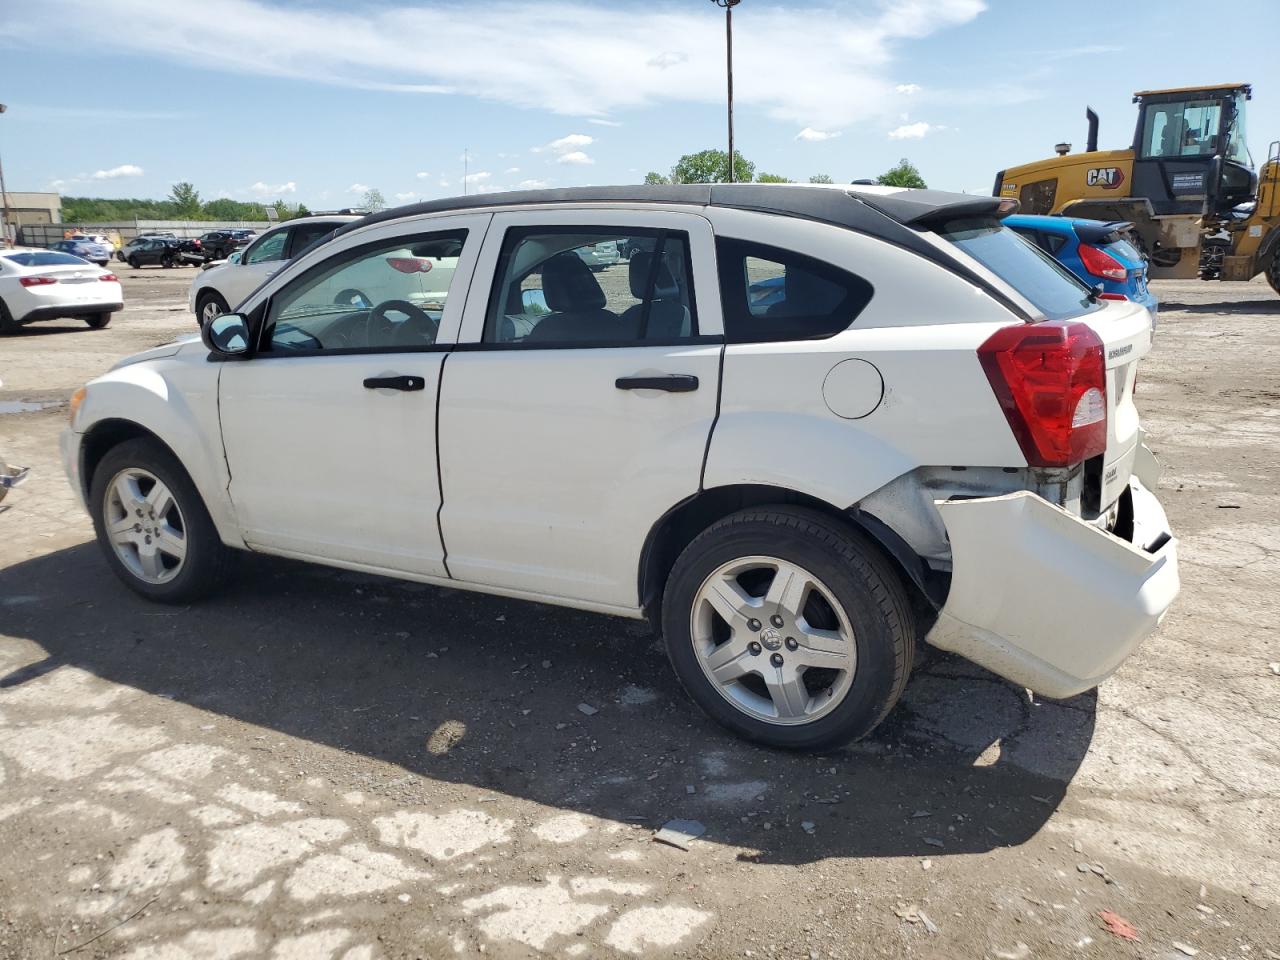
top-left (541, 253), bottom-right (607, 312)
top-left (628, 251), bottom-right (680, 300)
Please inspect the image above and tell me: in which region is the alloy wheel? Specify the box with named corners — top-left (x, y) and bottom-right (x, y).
top-left (102, 467), bottom-right (188, 584)
top-left (690, 555), bottom-right (856, 725)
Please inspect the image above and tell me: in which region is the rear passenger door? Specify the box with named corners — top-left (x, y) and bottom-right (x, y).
top-left (437, 209), bottom-right (723, 610)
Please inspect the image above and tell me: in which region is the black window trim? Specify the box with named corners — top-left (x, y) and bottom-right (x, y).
top-left (715, 235), bottom-right (875, 345)
top-left (480, 224), bottom-right (703, 350)
top-left (252, 226), bottom-right (470, 356)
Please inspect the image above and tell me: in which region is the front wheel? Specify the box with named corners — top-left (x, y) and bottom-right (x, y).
top-left (661, 507), bottom-right (914, 750)
top-left (196, 291), bottom-right (230, 327)
top-left (84, 312), bottom-right (112, 329)
top-left (128, 256), bottom-right (140, 269)
top-left (89, 437), bottom-right (234, 603)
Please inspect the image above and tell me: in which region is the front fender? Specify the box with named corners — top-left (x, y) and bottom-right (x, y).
top-left (73, 358), bottom-right (242, 548)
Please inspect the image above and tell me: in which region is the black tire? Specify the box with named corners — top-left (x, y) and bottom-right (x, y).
top-left (661, 506), bottom-right (914, 750)
top-left (128, 256), bottom-right (141, 269)
top-left (196, 291), bottom-right (230, 328)
top-left (88, 437), bottom-right (235, 604)
top-left (1267, 249), bottom-right (1280, 298)
top-left (84, 312), bottom-right (112, 329)
top-left (161, 255), bottom-right (175, 269)
top-left (0, 298), bottom-right (20, 334)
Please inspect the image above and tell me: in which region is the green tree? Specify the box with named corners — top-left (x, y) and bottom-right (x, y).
top-left (643, 171), bottom-right (671, 185)
top-left (875, 159), bottom-right (927, 189)
top-left (361, 188), bottom-right (386, 213)
top-left (670, 148), bottom-right (754, 185)
top-left (808, 174), bottom-right (833, 184)
top-left (755, 172), bottom-right (791, 183)
top-left (168, 181), bottom-right (202, 217)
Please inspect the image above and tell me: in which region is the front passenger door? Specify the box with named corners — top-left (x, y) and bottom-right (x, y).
top-left (222, 228), bottom-right (289, 307)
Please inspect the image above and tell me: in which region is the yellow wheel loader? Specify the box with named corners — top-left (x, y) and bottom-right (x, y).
top-left (994, 83), bottom-right (1280, 293)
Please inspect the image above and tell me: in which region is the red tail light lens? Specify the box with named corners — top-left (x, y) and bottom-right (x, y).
top-left (978, 321), bottom-right (1107, 467)
top-left (99, 273), bottom-right (118, 282)
top-left (19, 276), bottom-right (58, 287)
top-left (1078, 243), bottom-right (1128, 281)
top-left (1098, 292), bottom-right (1128, 301)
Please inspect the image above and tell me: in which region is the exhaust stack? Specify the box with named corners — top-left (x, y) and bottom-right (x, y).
top-left (1086, 107), bottom-right (1099, 152)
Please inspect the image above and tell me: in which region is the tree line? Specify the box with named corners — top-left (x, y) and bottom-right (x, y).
top-left (644, 150), bottom-right (927, 188)
top-left (60, 182), bottom-right (312, 223)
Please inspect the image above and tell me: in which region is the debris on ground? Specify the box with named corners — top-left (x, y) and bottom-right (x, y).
top-left (992, 943), bottom-right (1030, 960)
top-left (800, 821), bottom-right (816, 835)
top-left (1269, 662), bottom-right (1280, 676)
top-left (653, 819), bottom-right (705, 850)
top-left (577, 702), bottom-right (599, 716)
top-left (923, 837), bottom-right (944, 848)
top-left (1098, 910), bottom-right (1141, 942)
top-left (1172, 942), bottom-right (1200, 957)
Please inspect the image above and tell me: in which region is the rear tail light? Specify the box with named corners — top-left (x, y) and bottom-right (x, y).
top-left (18, 276), bottom-right (58, 287)
top-left (1098, 292), bottom-right (1128, 301)
top-left (99, 273), bottom-right (118, 282)
top-left (978, 321), bottom-right (1107, 467)
top-left (1078, 243), bottom-right (1128, 281)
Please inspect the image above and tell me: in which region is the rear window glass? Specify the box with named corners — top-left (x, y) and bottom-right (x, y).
top-left (940, 218), bottom-right (1097, 321)
top-left (4, 251), bottom-right (89, 267)
top-left (1104, 237), bottom-right (1141, 264)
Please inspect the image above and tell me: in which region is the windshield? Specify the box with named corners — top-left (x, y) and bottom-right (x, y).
top-left (4, 251), bottom-right (91, 267)
top-left (1224, 91), bottom-right (1249, 164)
top-left (1140, 97), bottom-right (1223, 159)
top-left (939, 218), bottom-right (1097, 321)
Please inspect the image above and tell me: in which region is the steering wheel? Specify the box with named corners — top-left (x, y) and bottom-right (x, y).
top-left (368, 299), bottom-right (438, 346)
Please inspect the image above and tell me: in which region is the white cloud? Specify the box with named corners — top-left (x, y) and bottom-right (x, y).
top-left (394, 191), bottom-right (418, 201)
top-left (438, 179), bottom-right (450, 188)
top-left (248, 180), bottom-right (296, 196)
top-left (535, 133), bottom-right (593, 154)
top-left (462, 171), bottom-right (491, 185)
top-left (48, 178), bottom-right (67, 192)
top-left (9, 0), bottom-right (987, 129)
top-left (587, 118), bottom-right (622, 127)
top-left (646, 51), bottom-right (687, 69)
top-left (895, 83), bottom-right (922, 95)
top-left (556, 151), bottom-right (593, 166)
top-left (90, 164), bottom-right (144, 180)
top-left (1046, 44), bottom-right (1122, 60)
top-left (888, 121), bottom-right (937, 139)
top-left (795, 128), bottom-right (841, 142)
top-left (348, 182), bottom-right (370, 193)
top-left (517, 178), bottom-right (550, 190)
top-left (415, 171), bottom-right (431, 179)
top-left (505, 166), bottom-right (521, 174)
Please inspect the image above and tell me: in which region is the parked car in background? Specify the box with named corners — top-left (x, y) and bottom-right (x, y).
top-left (196, 231), bottom-right (252, 262)
top-left (575, 238), bottom-right (622, 271)
top-left (116, 234), bottom-right (177, 263)
top-left (120, 237), bottom-right (183, 269)
top-left (0, 248), bottom-right (122, 332)
top-left (50, 238), bottom-right (113, 267)
top-left (1004, 215), bottom-right (1158, 317)
top-left (65, 184), bottom-right (1177, 750)
top-left (189, 216), bottom-right (357, 325)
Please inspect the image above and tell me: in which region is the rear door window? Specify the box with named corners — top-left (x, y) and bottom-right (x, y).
top-left (716, 238), bottom-right (873, 343)
top-left (288, 222), bottom-right (339, 259)
top-left (940, 218), bottom-right (1098, 321)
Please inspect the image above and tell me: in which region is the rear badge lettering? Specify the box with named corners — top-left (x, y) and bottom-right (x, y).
top-left (1108, 344), bottom-right (1133, 361)
top-left (1086, 167), bottom-right (1125, 189)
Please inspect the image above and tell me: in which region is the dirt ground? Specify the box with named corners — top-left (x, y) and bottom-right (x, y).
top-left (1, 266), bottom-right (1278, 960)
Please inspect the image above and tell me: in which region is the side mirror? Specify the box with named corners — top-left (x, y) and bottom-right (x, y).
top-left (227, 251), bottom-right (242, 265)
top-left (202, 313), bottom-right (252, 357)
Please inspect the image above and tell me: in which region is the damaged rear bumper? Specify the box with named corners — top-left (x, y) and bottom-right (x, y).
top-left (925, 477), bottom-right (1178, 699)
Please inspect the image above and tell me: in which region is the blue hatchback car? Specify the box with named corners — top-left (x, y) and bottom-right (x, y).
top-left (1003, 215), bottom-right (1158, 317)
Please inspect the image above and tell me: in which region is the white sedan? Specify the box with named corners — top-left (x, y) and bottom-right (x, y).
top-left (0, 248), bottom-right (123, 333)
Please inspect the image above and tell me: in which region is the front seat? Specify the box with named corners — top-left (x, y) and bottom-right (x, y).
top-left (526, 253), bottom-right (621, 342)
top-left (620, 251), bottom-right (691, 339)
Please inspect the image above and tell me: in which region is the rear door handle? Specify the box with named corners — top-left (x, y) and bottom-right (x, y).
top-left (363, 375), bottom-right (425, 391)
top-left (615, 375), bottom-right (699, 393)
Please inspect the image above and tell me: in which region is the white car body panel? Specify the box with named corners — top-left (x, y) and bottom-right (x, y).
top-left (927, 478), bottom-right (1178, 698)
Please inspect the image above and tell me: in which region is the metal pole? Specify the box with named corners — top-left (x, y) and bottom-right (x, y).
top-left (0, 103), bottom-right (11, 247)
top-left (726, 5), bottom-right (734, 183)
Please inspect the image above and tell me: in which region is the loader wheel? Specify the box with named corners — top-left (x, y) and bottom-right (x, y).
top-left (1267, 249), bottom-right (1280, 297)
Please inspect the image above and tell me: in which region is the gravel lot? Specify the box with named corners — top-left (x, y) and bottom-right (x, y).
top-left (1, 267), bottom-right (1278, 959)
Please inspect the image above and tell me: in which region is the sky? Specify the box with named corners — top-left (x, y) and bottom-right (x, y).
top-left (1, 0), bottom-right (1277, 208)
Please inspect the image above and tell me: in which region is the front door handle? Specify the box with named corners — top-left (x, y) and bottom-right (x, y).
top-left (363, 375), bottom-right (425, 391)
top-left (615, 374), bottom-right (699, 393)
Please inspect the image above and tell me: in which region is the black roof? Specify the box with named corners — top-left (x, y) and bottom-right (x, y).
top-left (335, 184), bottom-right (1027, 319)
top-left (348, 183), bottom-right (1002, 234)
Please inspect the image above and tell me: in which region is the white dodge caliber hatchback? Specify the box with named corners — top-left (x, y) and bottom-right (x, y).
top-left (62, 185), bottom-right (1179, 749)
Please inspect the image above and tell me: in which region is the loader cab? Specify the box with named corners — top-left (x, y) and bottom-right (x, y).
top-left (1132, 83), bottom-right (1256, 216)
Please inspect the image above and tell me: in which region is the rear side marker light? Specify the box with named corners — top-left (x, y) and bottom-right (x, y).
top-left (19, 276), bottom-right (58, 287)
top-left (1078, 243), bottom-right (1128, 281)
top-left (978, 321), bottom-right (1108, 467)
top-left (99, 274), bottom-right (118, 282)
top-left (1098, 292), bottom-right (1128, 301)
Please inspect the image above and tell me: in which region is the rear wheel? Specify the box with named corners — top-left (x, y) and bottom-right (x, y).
top-left (1267, 249), bottom-right (1280, 297)
top-left (89, 437), bottom-right (234, 603)
top-left (197, 291), bottom-right (230, 327)
top-left (0, 299), bottom-right (19, 334)
top-left (128, 256), bottom-right (141, 269)
top-left (661, 507), bottom-right (914, 750)
top-left (84, 312), bottom-right (112, 329)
